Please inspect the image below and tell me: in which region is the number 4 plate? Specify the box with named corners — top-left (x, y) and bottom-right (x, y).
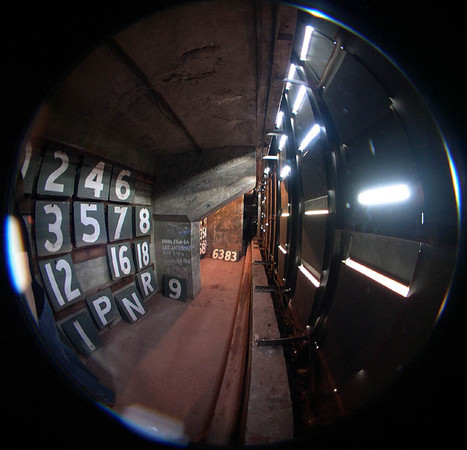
top-left (76, 155), bottom-right (112, 200)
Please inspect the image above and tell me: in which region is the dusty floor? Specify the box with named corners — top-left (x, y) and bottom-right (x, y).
top-left (89, 256), bottom-right (245, 442)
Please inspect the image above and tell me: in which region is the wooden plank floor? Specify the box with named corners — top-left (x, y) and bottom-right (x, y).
top-left (88, 255), bottom-right (246, 444)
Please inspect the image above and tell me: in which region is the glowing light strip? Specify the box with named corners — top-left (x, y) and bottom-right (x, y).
top-left (278, 244), bottom-right (287, 254)
top-left (281, 212), bottom-right (290, 217)
top-left (357, 184), bottom-right (410, 205)
top-left (275, 111), bottom-right (284, 128)
top-left (298, 264), bottom-right (320, 288)
top-left (278, 135), bottom-right (288, 151)
top-left (343, 257), bottom-right (410, 297)
top-left (286, 64), bottom-right (296, 90)
top-left (300, 26), bottom-right (314, 60)
top-left (292, 85), bottom-right (307, 114)
top-left (304, 209), bottom-right (329, 215)
top-left (280, 165), bottom-right (291, 179)
top-left (299, 124), bottom-right (321, 151)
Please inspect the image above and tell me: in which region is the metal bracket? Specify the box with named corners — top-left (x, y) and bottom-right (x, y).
top-left (266, 130), bottom-right (288, 136)
top-left (254, 285), bottom-right (278, 292)
top-left (256, 335), bottom-right (308, 346)
top-left (283, 78), bottom-right (309, 87)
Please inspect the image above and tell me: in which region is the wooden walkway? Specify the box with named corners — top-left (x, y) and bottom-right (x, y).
top-left (87, 241), bottom-right (293, 446)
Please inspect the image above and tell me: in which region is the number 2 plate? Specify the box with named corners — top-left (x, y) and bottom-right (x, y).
top-left (36, 148), bottom-right (77, 197)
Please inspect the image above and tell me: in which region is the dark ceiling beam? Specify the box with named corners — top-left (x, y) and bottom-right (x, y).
top-left (105, 37), bottom-right (203, 154)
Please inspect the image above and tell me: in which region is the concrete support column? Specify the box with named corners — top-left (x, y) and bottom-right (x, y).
top-left (153, 217), bottom-right (201, 299)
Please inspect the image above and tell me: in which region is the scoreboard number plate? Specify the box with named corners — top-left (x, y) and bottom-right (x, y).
top-left (133, 237), bottom-right (151, 271)
top-left (115, 286), bottom-right (146, 323)
top-left (60, 310), bottom-right (102, 355)
top-left (86, 287), bottom-right (120, 329)
top-left (109, 165), bottom-right (135, 203)
top-left (107, 204), bottom-right (133, 242)
top-left (20, 141), bottom-right (40, 194)
top-left (35, 201), bottom-right (72, 256)
top-left (38, 254), bottom-right (83, 311)
top-left (36, 148), bottom-right (77, 197)
top-left (163, 275), bottom-right (187, 302)
top-left (73, 201), bottom-right (107, 247)
top-left (134, 206), bottom-right (153, 237)
top-left (136, 268), bottom-right (157, 300)
top-left (77, 155), bottom-right (112, 200)
top-left (107, 241), bottom-right (135, 280)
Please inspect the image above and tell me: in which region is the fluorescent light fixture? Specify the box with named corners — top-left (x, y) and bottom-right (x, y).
top-left (286, 64), bottom-right (296, 90)
top-left (357, 184), bottom-right (410, 206)
top-left (300, 25), bottom-right (314, 60)
top-left (275, 111), bottom-right (284, 128)
top-left (292, 85), bottom-right (307, 114)
top-left (280, 165), bottom-right (291, 179)
top-left (298, 264), bottom-right (320, 288)
top-left (343, 257), bottom-right (410, 297)
top-left (278, 135), bottom-right (288, 151)
top-left (263, 155), bottom-right (278, 160)
top-left (299, 124), bottom-right (321, 151)
top-left (304, 209), bottom-right (329, 215)
top-left (278, 244), bottom-right (287, 254)
top-left (281, 212), bottom-right (290, 217)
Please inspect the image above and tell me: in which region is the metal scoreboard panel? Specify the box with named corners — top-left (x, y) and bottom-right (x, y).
top-left (115, 286), bottom-right (146, 323)
top-left (73, 201), bottom-right (108, 247)
top-left (60, 309), bottom-right (102, 355)
top-left (107, 203), bottom-right (133, 242)
top-left (134, 205), bottom-right (153, 237)
top-left (133, 237), bottom-right (152, 272)
top-left (38, 254), bottom-right (84, 311)
top-left (34, 200), bottom-right (72, 257)
top-left (109, 164), bottom-right (136, 203)
top-left (163, 275), bottom-right (187, 303)
top-left (106, 241), bottom-right (136, 280)
top-left (76, 154), bottom-right (112, 200)
top-left (136, 267), bottom-right (157, 300)
top-left (36, 148), bottom-right (78, 197)
top-left (20, 141), bottom-right (41, 195)
top-left (29, 142), bottom-right (157, 357)
top-left (86, 287), bottom-right (120, 329)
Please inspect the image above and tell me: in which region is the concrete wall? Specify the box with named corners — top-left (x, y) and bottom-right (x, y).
top-left (206, 196), bottom-right (244, 260)
top-left (153, 219), bottom-right (201, 299)
top-left (152, 147), bottom-right (256, 222)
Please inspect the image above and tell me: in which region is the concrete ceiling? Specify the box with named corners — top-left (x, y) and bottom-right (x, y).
top-left (31, 0), bottom-right (296, 179)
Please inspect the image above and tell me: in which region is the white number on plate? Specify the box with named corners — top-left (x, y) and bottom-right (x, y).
top-left (108, 242), bottom-right (134, 279)
top-left (84, 161), bottom-right (105, 198)
top-left (168, 278), bottom-right (182, 300)
top-left (43, 204), bottom-right (64, 253)
top-left (44, 151), bottom-right (69, 193)
top-left (212, 248), bottom-right (237, 261)
top-left (115, 169), bottom-right (131, 201)
top-left (80, 203), bottom-right (100, 243)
